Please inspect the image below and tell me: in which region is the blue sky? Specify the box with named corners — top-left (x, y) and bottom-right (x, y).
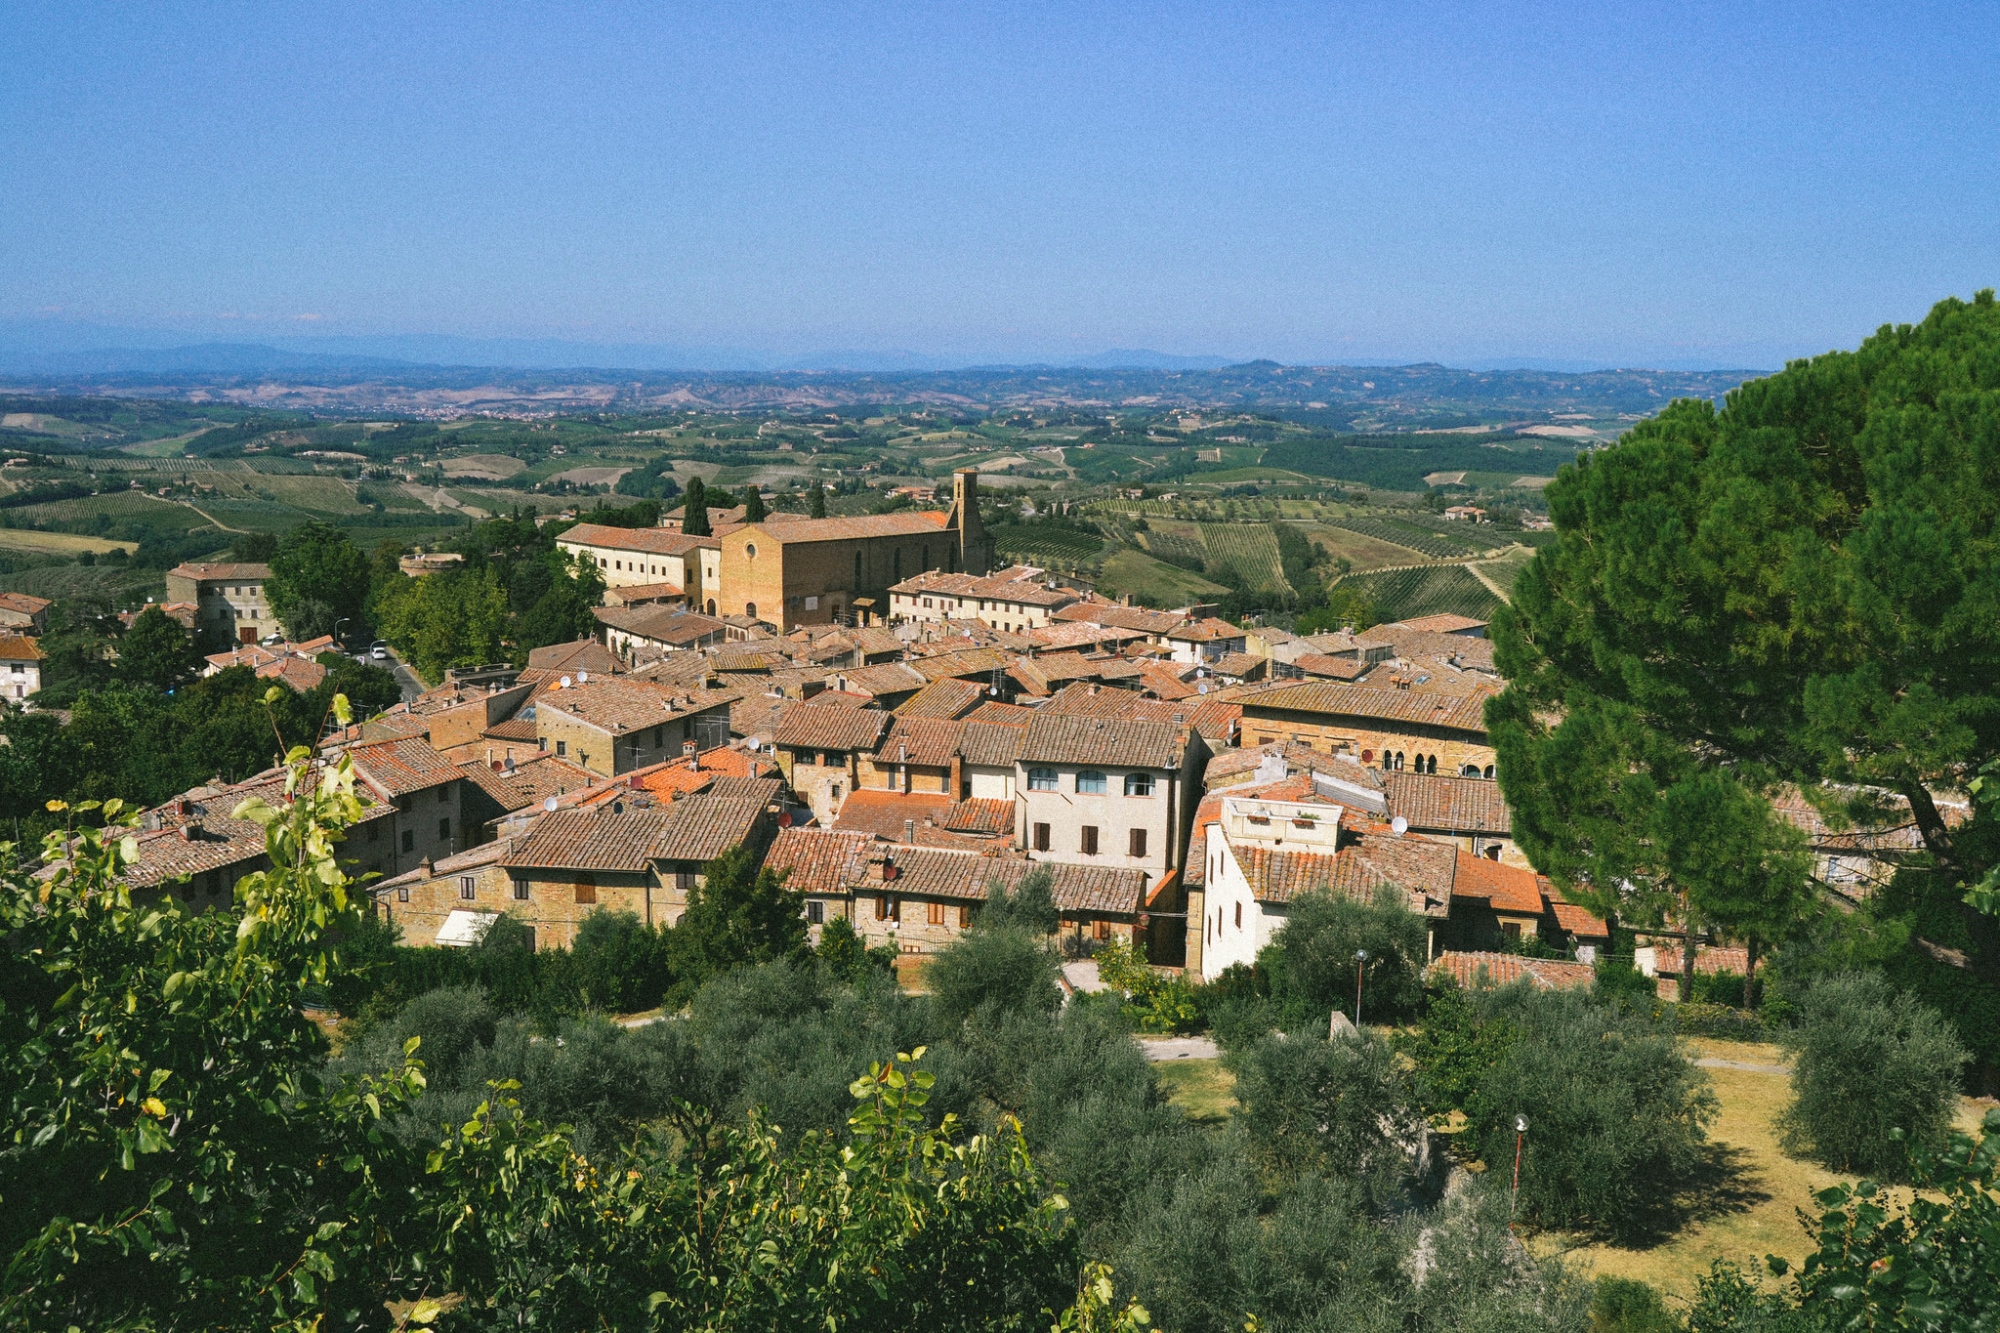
top-left (3, 1), bottom-right (1997, 369)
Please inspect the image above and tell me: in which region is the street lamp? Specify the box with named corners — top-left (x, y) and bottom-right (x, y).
top-left (1510, 1114), bottom-right (1530, 1232)
top-left (333, 618), bottom-right (349, 653)
top-left (1353, 948), bottom-right (1369, 1026)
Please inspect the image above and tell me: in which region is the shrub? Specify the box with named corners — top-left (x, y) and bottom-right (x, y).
top-left (1778, 972), bottom-right (1968, 1177)
top-left (570, 908), bottom-right (670, 1013)
top-left (1231, 1029), bottom-right (1421, 1190)
top-left (926, 920), bottom-right (1062, 1030)
top-left (1258, 886), bottom-right (1430, 1032)
top-left (1592, 1278), bottom-right (1680, 1333)
top-left (1419, 985), bottom-right (1717, 1242)
top-left (1095, 939), bottom-right (1202, 1034)
top-left (814, 914), bottom-right (898, 982)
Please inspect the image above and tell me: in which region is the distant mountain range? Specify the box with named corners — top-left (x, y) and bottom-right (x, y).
top-left (0, 324), bottom-right (1242, 376)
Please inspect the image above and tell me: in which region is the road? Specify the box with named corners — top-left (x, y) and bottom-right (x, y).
top-left (361, 645), bottom-right (426, 704)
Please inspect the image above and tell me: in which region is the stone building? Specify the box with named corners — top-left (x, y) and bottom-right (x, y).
top-left (0, 635), bottom-right (42, 702)
top-left (1013, 713), bottom-right (1208, 897)
top-left (709, 470), bottom-right (995, 629)
top-left (165, 562), bottom-right (275, 647)
top-left (531, 678), bottom-right (738, 778)
top-left (1233, 681), bottom-right (1497, 776)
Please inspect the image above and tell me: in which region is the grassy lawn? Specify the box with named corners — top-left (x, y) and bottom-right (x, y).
top-left (1153, 1057), bottom-right (1236, 1125)
top-left (1301, 522), bottom-right (1432, 570)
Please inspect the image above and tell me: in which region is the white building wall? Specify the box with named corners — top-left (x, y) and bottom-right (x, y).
top-left (1016, 764), bottom-right (1176, 885)
top-left (966, 764), bottom-right (1016, 801)
top-left (1200, 837), bottom-right (1289, 979)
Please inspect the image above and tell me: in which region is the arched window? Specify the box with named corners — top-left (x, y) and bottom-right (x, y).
top-left (1425, 755), bottom-right (1438, 774)
top-left (1076, 770), bottom-right (1107, 794)
top-left (744, 602), bottom-right (757, 619)
top-left (1462, 764), bottom-right (1483, 777)
top-left (705, 599), bottom-right (716, 616)
top-left (1484, 764), bottom-right (1496, 779)
top-left (1028, 767), bottom-right (1059, 791)
top-left (1394, 752), bottom-right (1405, 771)
top-left (1382, 751), bottom-right (1393, 771)
top-left (745, 542), bottom-right (758, 560)
top-left (1124, 772), bottom-right (1154, 796)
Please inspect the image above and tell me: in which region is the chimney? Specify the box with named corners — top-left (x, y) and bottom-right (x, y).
top-left (179, 821), bottom-right (201, 841)
top-left (419, 856), bottom-right (433, 875)
top-left (904, 818), bottom-right (916, 844)
top-left (684, 739), bottom-right (699, 770)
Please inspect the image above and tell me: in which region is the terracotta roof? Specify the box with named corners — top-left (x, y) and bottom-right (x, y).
top-left (602, 580), bottom-right (686, 605)
top-left (0, 592), bottom-right (52, 614)
top-left (847, 626), bottom-right (906, 658)
top-left (875, 717), bottom-right (966, 769)
top-left (1357, 627), bottom-right (1497, 669)
top-left (763, 827), bottom-right (875, 894)
top-left (836, 662), bottom-right (929, 697)
top-left (1382, 772), bottom-right (1511, 835)
top-left (1549, 897), bottom-right (1610, 939)
top-left (894, 677), bottom-right (986, 720)
top-left (890, 567), bottom-right (1079, 607)
top-left (1326, 833), bottom-right (1458, 917)
top-left (1052, 602), bottom-right (1187, 634)
top-left (538, 678), bottom-right (739, 735)
top-left (505, 807), bottom-right (675, 872)
top-left (456, 760), bottom-right (537, 813)
top-left (773, 702), bottom-right (890, 753)
top-left (113, 767), bottom-right (391, 890)
top-left (964, 700), bottom-right (1034, 725)
top-left (959, 719), bottom-right (1028, 767)
top-left (346, 736), bottom-right (465, 797)
top-left (1431, 951), bottom-right (1595, 991)
top-left (653, 793), bottom-right (769, 862)
top-left (944, 797), bottom-right (1015, 836)
top-left (833, 789), bottom-right (956, 840)
top-left (1448, 852), bottom-right (1544, 915)
top-left (704, 775), bottom-right (784, 804)
top-left (0, 636), bottom-right (43, 661)
top-left (1236, 681), bottom-right (1492, 734)
top-left (167, 562), bottom-right (271, 580)
top-left (526, 639), bottom-right (624, 675)
top-left (905, 647), bottom-right (1010, 682)
top-left (1296, 653), bottom-right (1373, 680)
top-left (258, 655), bottom-right (327, 693)
top-left (1211, 652), bottom-right (1265, 679)
top-left (484, 715), bottom-right (538, 742)
top-left (1019, 713), bottom-right (1187, 770)
top-left (1136, 663), bottom-right (1200, 700)
top-left (1045, 862), bottom-right (1150, 916)
top-left (594, 606), bottom-right (724, 645)
top-left (1390, 614), bottom-right (1488, 635)
top-left (375, 835), bottom-right (525, 891)
top-left (1167, 617), bottom-right (1245, 643)
top-left (1647, 944), bottom-right (1753, 977)
top-left (557, 523), bottom-right (714, 556)
top-left (740, 512), bottom-right (949, 543)
top-left (1031, 622), bottom-right (1147, 651)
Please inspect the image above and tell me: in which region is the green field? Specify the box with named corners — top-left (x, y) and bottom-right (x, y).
top-left (2, 562), bottom-right (173, 606)
top-left (1471, 547), bottom-right (1537, 599)
top-left (1096, 549), bottom-right (1228, 607)
top-left (1325, 514), bottom-right (1499, 559)
top-left (1137, 526), bottom-right (1207, 569)
top-left (991, 525), bottom-right (1104, 569)
top-left (1340, 563), bottom-right (1501, 622)
top-left (1197, 522), bottom-right (1290, 594)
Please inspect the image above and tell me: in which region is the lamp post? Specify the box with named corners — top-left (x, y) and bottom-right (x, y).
top-left (1510, 1114), bottom-right (1529, 1233)
top-left (333, 618), bottom-right (349, 654)
top-left (1353, 948), bottom-right (1369, 1026)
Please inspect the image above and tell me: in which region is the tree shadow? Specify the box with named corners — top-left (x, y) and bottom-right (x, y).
top-left (1612, 1141), bottom-right (1772, 1248)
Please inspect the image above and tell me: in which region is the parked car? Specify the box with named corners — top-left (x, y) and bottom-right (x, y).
top-left (370, 641), bottom-right (389, 660)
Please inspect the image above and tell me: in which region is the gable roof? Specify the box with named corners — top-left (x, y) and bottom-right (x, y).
top-left (1431, 951), bottom-right (1594, 991)
top-left (773, 701), bottom-right (891, 753)
top-left (167, 562), bottom-right (271, 581)
top-left (504, 808), bottom-right (674, 873)
top-left (832, 789), bottom-right (957, 840)
top-left (557, 523), bottom-right (714, 556)
top-left (1019, 713), bottom-right (1187, 770)
top-left (538, 678), bottom-right (739, 735)
top-left (763, 827), bottom-right (875, 894)
top-left (874, 717), bottom-right (966, 769)
top-left (653, 793), bottom-right (769, 862)
top-left (894, 677), bottom-right (986, 720)
top-left (526, 639), bottom-right (624, 675)
top-left (739, 512), bottom-right (950, 543)
top-left (1382, 772), bottom-right (1512, 835)
top-left (1236, 681), bottom-right (1492, 734)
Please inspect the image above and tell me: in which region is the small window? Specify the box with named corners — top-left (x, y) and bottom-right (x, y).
top-left (1092, 919), bottom-right (1110, 941)
top-left (512, 878), bottom-right (530, 901)
top-left (745, 543), bottom-right (758, 559)
top-left (575, 874), bottom-right (596, 905)
top-left (1484, 765), bottom-right (1496, 779)
top-left (438, 818), bottom-right (451, 841)
top-left (458, 875), bottom-right (476, 900)
top-left (653, 726), bottom-right (664, 747)
top-left (1462, 764), bottom-right (1482, 777)
top-left (1028, 767), bottom-right (1058, 792)
top-left (1080, 825), bottom-right (1099, 855)
top-left (958, 903), bottom-right (974, 928)
top-left (1128, 828), bottom-right (1148, 858)
top-left (396, 885), bottom-right (409, 902)
top-left (1124, 772), bottom-right (1153, 796)
top-left (807, 900), bottom-right (825, 925)
top-left (830, 783), bottom-right (842, 801)
top-left (1076, 770), bottom-right (1107, 794)
top-left (875, 893), bottom-right (892, 920)
top-left (1033, 822), bottom-right (1050, 852)
top-left (555, 740), bottom-right (567, 757)
top-left (927, 901), bottom-right (944, 925)
top-left (401, 829), bottom-right (414, 853)
top-left (1234, 902), bottom-right (1242, 929)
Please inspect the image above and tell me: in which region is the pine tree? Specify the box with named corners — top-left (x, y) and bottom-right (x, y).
top-left (808, 481), bottom-right (828, 518)
top-left (742, 486), bottom-right (767, 522)
top-left (682, 476), bottom-right (710, 537)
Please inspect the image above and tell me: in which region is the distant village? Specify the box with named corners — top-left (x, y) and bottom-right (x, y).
top-left (0, 468), bottom-right (1899, 996)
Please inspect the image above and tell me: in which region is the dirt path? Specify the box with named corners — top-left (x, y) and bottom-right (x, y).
top-left (140, 491), bottom-right (246, 533)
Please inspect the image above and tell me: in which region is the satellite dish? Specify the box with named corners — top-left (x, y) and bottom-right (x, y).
top-left (560, 675), bottom-right (573, 688)
top-left (543, 796), bottom-right (559, 812)
top-left (577, 670), bottom-right (589, 683)
top-left (778, 811), bottom-right (793, 828)
top-left (1390, 816), bottom-right (1408, 835)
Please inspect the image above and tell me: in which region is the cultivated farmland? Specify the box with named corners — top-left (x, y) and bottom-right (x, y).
top-left (1338, 563), bottom-right (1501, 622)
top-left (1197, 522), bottom-right (1290, 593)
